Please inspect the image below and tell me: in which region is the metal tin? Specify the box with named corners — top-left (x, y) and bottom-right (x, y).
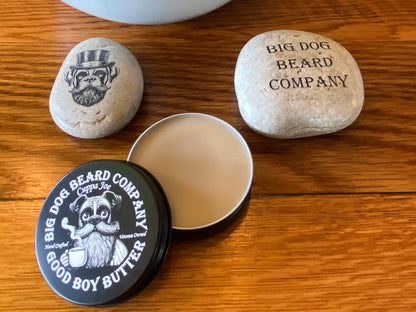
top-left (35, 160), bottom-right (171, 306)
top-left (36, 114), bottom-right (253, 305)
top-left (128, 113), bottom-right (253, 234)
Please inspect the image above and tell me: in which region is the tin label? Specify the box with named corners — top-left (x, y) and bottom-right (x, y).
top-left (36, 161), bottom-right (161, 305)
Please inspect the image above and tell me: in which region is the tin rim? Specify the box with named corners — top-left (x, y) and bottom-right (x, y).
top-left (127, 113), bottom-right (253, 232)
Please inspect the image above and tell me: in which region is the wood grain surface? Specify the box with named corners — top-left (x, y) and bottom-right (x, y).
top-left (1, 0), bottom-right (415, 311)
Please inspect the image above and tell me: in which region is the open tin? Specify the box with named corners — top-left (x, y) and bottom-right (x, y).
top-left (128, 113), bottom-right (253, 233)
top-left (35, 113), bottom-right (253, 306)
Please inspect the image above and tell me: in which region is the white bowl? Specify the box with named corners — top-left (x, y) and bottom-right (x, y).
top-left (60, 0), bottom-right (231, 24)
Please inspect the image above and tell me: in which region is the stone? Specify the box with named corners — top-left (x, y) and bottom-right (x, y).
top-left (234, 30), bottom-right (364, 139)
top-left (50, 37), bottom-right (144, 139)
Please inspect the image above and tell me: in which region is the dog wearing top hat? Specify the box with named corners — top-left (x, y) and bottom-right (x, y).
top-left (65, 49), bottom-right (119, 107)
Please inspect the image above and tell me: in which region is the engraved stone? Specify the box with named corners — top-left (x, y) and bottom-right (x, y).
top-left (50, 37), bottom-right (144, 139)
top-left (234, 30), bottom-right (364, 139)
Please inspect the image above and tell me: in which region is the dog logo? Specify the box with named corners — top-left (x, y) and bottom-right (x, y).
top-left (35, 162), bottom-right (165, 303)
top-left (60, 191), bottom-right (128, 269)
top-left (65, 49), bottom-right (119, 107)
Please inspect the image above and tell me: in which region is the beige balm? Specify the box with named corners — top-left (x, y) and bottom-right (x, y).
top-left (128, 113), bottom-right (253, 231)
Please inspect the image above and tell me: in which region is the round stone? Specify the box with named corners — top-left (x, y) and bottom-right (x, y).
top-left (50, 37), bottom-right (144, 139)
top-left (234, 30), bottom-right (364, 139)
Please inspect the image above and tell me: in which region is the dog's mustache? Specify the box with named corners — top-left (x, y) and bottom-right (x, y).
top-left (76, 220), bottom-right (120, 238)
top-left (70, 83), bottom-right (109, 93)
top-left (69, 84), bottom-right (109, 107)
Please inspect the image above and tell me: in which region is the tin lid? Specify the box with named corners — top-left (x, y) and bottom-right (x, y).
top-left (35, 160), bottom-right (171, 306)
top-left (128, 113), bottom-right (253, 233)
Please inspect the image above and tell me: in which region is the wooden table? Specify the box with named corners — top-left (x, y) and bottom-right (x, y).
top-left (1, 0), bottom-right (415, 310)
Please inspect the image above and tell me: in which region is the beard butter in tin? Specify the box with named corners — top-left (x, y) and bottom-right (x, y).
top-left (35, 160), bottom-right (171, 306)
top-left (128, 113), bottom-right (253, 233)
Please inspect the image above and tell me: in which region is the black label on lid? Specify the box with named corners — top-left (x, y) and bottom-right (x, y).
top-left (35, 160), bottom-right (170, 306)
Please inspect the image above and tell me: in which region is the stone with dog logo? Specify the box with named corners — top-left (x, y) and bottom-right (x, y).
top-left (50, 37), bottom-right (144, 139)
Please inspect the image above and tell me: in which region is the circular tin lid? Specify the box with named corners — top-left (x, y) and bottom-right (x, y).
top-left (35, 160), bottom-right (171, 306)
top-left (128, 113), bottom-right (253, 232)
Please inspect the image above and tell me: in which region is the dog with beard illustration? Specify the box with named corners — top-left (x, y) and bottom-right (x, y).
top-left (65, 49), bottom-right (119, 107)
top-left (60, 191), bottom-right (128, 269)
